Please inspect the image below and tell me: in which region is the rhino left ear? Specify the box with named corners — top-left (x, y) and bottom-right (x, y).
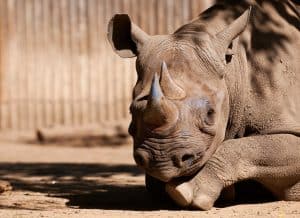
top-left (213, 7), bottom-right (252, 63)
top-left (107, 14), bottom-right (149, 58)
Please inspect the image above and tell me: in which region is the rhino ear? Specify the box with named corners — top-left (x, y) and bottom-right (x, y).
top-left (107, 14), bottom-right (149, 58)
top-left (213, 7), bottom-right (252, 62)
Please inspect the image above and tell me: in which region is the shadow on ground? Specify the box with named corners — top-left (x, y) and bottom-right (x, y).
top-left (0, 163), bottom-right (176, 210)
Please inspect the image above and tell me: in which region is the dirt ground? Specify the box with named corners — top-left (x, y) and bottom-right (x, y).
top-left (0, 133), bottom-right (300, 218)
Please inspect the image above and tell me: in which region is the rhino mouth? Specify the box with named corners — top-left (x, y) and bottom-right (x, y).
top-left (146, 160), bottom-right (203, 182)
top-left (134, 145), bottom-right (205, 182)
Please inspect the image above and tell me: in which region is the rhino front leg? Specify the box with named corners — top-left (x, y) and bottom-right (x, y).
top-left (166, 134), bottom-right (300, 210)
top-left (166, 160), bottom-right (225, 210)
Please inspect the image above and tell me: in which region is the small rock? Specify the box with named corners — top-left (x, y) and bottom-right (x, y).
top-left (0, 180), bottom-right (12, 193)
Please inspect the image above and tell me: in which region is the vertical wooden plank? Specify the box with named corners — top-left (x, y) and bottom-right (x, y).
top-left (85, 0), bottom-right (93, 124)
top-left (94, 0), bottom-right (103, 123)
top-left (99, 0), bottom-right (105, 123)
top-left (51, 0), bottom-right (62, 125)
top-left (78, 0), bottom-right (89, 125)
top-left (75, 0), bottom-right (82, 125)
top-left (148, 0), bottom-right (156, 35)
top-left (24, 0), bottom-right (35, 129)
top-left (166, 0), bottom-right (175, 33)
top-left (140, 0), bottom-right (148, 31)
top-left (0, 0), bottom-right (9, 129)
top-left (0, 0), bottom-right (3, 129)
top-left (97, 0), bottom-right (105, 123)
top-left (38, 0), bottom-right (46, 128)
top-left (122, 0), bottom-right (130, 13)
top-left (69, 0), bottom-right (80, 125)
top-left (31, 0), bottom-right (38, 128)
top-left (103, 0), bottom-right (114, 122)
top-left (182, 0), bottom-right (190, 24)
top-left (32, 0), bottom-right (43, 128)
top-left (129, 0), bottom-right (138, 25)
top-left (174, 0), bottom-right (184, 30)
top-left (87, 0), bottom-right (98, 123)
top-left (7, 0), bottom-right (19, 129)
top-left (107, 0), bottom-right (121, 121)
top-left (15, 0), bottom-right (26, 130)
top-left (59, 0), bottom-right (72, 126)
top-left (155, 0), bottom-right (164, 35)
top-left (41, 0), bottom-right (52, 127)
top-left (190, 0), bottom-right (198, 19)
top-left (13, 0), bottom-right (20, 129)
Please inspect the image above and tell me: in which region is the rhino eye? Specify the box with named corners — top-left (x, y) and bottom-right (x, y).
top-left (207, 108), bottom-right (214, 117)
top-left (205, 108), bottom-right (215, 126)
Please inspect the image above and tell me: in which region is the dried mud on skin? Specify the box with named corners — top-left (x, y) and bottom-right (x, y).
top-left (0, 139), bottom-right (300, 218)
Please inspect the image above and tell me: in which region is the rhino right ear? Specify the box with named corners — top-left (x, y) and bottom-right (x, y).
top-left (213, 7), bottom-right (251, 63)
top-left (107, 14), bottom-right (149, 58)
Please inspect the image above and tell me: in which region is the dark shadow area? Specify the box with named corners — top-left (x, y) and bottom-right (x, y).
top-left (0, 163), bottom-right (142, 179)
top-left (0, 163), bottom-right (281, 210)
top-left (65, 184), bottom-right (176, 210)
top-left (215, 180), bottom-right (276, 208)
top-left (234, 180), bottom-right (275, 203)
top-left (0, 163), bottom-right (176, 210)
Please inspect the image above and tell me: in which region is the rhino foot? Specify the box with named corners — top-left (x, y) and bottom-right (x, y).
top-left (166, 179), bottom-right (217, 210)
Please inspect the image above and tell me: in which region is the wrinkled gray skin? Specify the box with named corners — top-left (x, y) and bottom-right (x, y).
top-left (107, 0), bottom-right (300, 210)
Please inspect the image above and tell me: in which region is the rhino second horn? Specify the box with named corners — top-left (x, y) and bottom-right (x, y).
top-left (160, 61), bottom-right (186, 100)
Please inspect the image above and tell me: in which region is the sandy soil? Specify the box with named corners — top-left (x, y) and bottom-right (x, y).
top-left (0, 135), bottom-right (300, 218)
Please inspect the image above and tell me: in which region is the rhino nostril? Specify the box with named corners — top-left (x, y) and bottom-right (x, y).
top-left (182, 154), bottom-right (194, 162)
top-left (134, 150), bottom-right (149, 168)
top-left (173, 153), bottom-right (195, 168)
top-left (181, 153), bottom-right (195, 167)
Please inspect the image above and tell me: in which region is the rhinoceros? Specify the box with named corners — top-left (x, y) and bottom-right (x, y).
top-left (107, 0), bottom-right (300, 210)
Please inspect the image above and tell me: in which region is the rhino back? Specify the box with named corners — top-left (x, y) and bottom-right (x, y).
top-left (176, 0), bottom-right (300, 137)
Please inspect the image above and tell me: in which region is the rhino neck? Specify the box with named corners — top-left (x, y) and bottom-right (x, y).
top-left (224, 39), bottom-right (249, 140)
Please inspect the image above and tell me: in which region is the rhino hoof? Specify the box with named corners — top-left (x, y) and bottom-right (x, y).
top-left (166, 182), bottom-right (193, 207)
top-left (191, 194), bottom-right (214, 210)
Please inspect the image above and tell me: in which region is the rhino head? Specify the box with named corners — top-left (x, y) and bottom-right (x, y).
top-left (107, 9), bottom-right (250, 182)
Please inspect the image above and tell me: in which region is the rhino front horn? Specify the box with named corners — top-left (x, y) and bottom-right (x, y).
top-left (149, 73), bottom-right (163, 106)
top-left (143, 73), bottom-right (178, 127)
top-left (160, 61), bottom-right (186, 100)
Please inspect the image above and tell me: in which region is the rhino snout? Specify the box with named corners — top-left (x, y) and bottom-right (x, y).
top-left (134, 148), bottom-right (198, 181)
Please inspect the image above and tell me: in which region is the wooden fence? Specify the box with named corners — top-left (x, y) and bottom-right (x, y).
top-left (0, 0), bottom-right (212, 131)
